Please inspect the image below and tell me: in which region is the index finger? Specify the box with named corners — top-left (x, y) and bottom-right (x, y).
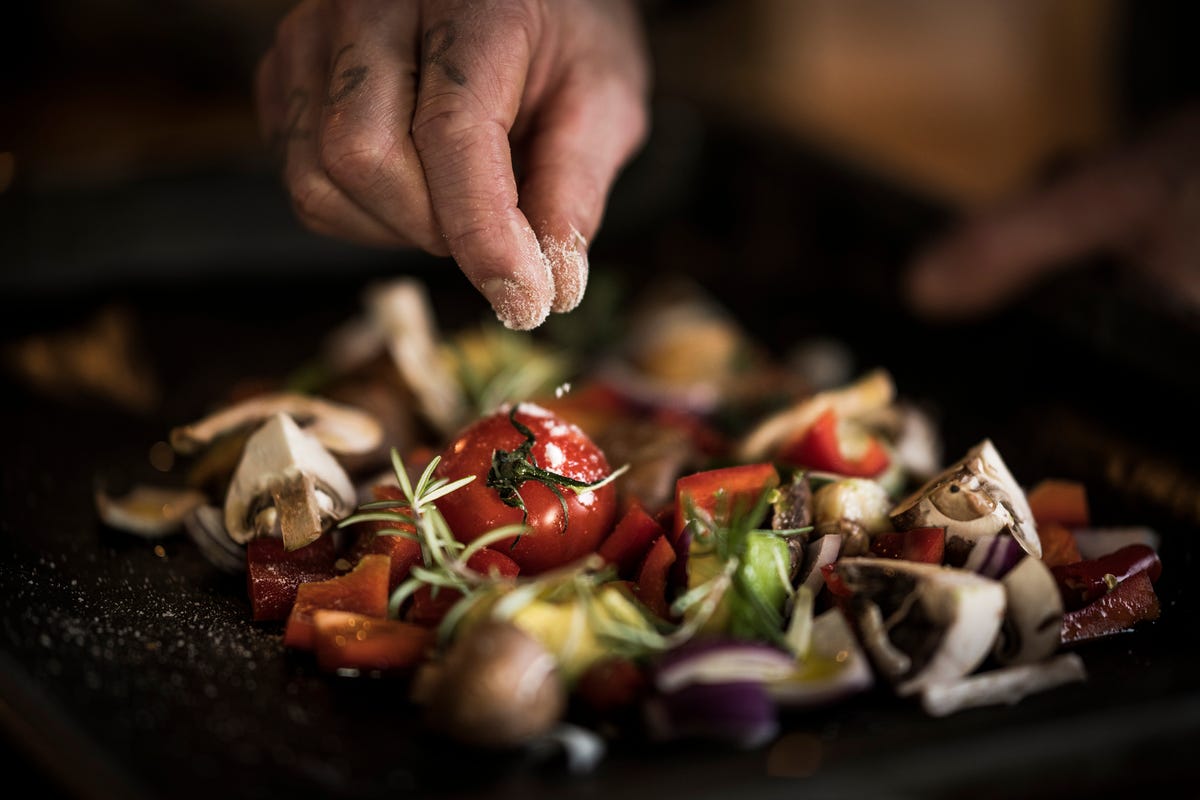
top-left (411, 1), bottom-right (553, 330)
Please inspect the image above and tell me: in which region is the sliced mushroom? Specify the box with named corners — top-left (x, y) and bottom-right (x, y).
top-left (836, 558), bottom-right (1006, 697)
top-left (737, 369), bottom-right (895, 463)
top-left (367, 279), bottom-right (465, 437)
top-left (95, 484), bottom-right (208, 539)
top-left (170, 393), bottom-right (382, 456)
top-left (224, 412), bottom-right (356, 550)
top-left (993, 556), bottom-right (1063, 666)
top-left (890, 439), bottom-right (1040, 562)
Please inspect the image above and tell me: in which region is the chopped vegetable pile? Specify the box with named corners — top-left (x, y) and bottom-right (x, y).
top-left (97, 278), bottom-right (1164, 761)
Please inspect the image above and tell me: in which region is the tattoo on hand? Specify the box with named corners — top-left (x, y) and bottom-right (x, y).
top-left (328, 43), bottom-right (369, 105)
top-left (269, 87), bottom-right (311, 160)
top-left (423, 21), bottom-right (467, 86)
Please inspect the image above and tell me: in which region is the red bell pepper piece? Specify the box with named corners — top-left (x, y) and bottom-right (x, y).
top-left (284, 555), bottom-right (391, 650)
top-left (868, 528), bottom-right (944, 564)
top-left (901, 527), bottom-right (946, 564)
top-left (1027, 479), bottom-right (1090, 528)
top-left (1051, 544), bottom-right (1161, 611)
top-left (1061, 569), bottom-right (1160, 644)
top-left (778, 408), bottom-right (889, 478)
top-left (599, 501), bottom-right (666, 577)
top-left (673, 462), bottom-right (780, 545)
top-left (344, 484), bottom-right (422, 593)
top-left (1038, 522), bottom-right (1083, 568)
top-left (635, 535), bottom-right (677, 620)
top-left (312, 610), bottom-right (435, 673)
top-left (246, 534), bottom-right (339, 622)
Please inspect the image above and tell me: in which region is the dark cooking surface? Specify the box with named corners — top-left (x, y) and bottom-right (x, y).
top-left (3, 127), bottom-right (1199, 799)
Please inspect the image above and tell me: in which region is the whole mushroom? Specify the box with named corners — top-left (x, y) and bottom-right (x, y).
top-left (422, 620), bottom-right (566, 748)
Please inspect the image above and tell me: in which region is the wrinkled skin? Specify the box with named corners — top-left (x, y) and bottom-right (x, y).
top-left (256, 0), bottom-right (650, 330)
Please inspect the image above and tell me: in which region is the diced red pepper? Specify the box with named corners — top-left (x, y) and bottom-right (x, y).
top-left (867, 529), bottom-right (944, 564)
top-left (778, 408), bottom-right (890, 478)
top-left (284, 555), bottom-right (391, 650)
top-left (1061, 569), bottom-right (1160, 644)
top-left (312, 610), bottom-right (435, 673)
top-left (246, 535), bottom-right (339, 622)
top-left (599, 501), bottom-right (666, 577)
top-left (1051, 544), bottom-right (1161, 611)
top-left (901, 527), bottom-right (946, 564)
top-left (1039, 522), bottom-right (1083, 568)
top-left (673, 463), bottom-right (780, 545)
top-left (1028, 479), bottom-right (1090, 528)
top-left (635, 535), bottom-right (677, 620)
top-left (344, 484), bottom-right (422, 593)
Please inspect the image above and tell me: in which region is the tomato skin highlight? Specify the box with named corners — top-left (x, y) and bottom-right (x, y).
top-left (432, 404), bottom-right (618, 575)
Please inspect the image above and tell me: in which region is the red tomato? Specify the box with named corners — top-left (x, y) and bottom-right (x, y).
top-left (432, 404), bottom-right (618, 575)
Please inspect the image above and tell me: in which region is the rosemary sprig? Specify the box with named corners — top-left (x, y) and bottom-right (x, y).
top-left (338, 448), bottom-right (524, 625)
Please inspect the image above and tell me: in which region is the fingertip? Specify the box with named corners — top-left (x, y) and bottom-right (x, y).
top-left (479, 275), bottom-right (553, 331)
top-left (542, 226), bottom-right (589, 313)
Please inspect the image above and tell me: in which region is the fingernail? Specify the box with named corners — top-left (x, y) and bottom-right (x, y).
top-left (545, 226), bottom-right (589, 313)
top-left (480, 276), bottom-right (552, 331)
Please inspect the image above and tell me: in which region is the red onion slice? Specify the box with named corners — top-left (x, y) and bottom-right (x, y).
top-left (645, 680), bottom-right (779, 749)
top-left (655, 640), bottom-right (796, 693)
top-left (963, 534), bottom-right (1023, 579)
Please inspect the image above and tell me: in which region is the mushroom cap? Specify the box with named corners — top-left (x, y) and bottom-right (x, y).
top-left (890, 439), bottom-right (1041, 559)
top-left (427, 621), bottom-right (566, 748)
top-left (223, 412), bottom-right (356, 546)
top-left (170, 393), bottom-right (383, 456)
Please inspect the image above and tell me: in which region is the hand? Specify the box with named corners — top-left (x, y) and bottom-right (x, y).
top-left (904, 107), bottom-right (1200, 320)
top-left (256, 0), bottom-right (650, 329)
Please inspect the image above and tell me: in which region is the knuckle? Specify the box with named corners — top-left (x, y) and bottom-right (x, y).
top-left (411, 101), bottom-right (483, 154)
top-left (318, 126), bottom-right (395, 192)
top-left (287, 171), bottom-right (337, 227)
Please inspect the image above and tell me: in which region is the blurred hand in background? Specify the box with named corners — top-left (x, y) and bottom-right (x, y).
top-left (905, 105), bottom-right (1200, 320)
top-left (255, 0), bottom-right (650, 330)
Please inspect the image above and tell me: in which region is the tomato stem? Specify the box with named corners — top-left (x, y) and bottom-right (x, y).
top-left (486, 406), bottom-right (618, 544)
